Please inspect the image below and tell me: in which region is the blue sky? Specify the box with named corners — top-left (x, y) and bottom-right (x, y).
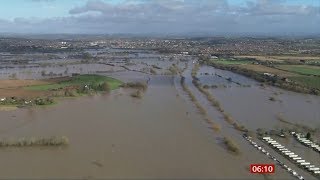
top-left (0, 0), bottom-right (319, 35)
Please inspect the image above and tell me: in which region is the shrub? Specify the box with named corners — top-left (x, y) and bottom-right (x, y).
top-left (233, 122), bottom-right (248, 132)
top-left (269, 97), bottom-right (276, 101)
top-left (181, 76), bottom-right (207, 115)
top-left (64, 89), bottom-right (77, 97)
top-left (223, 137), bottom-right (240, 154)
top-left (203, 85), bottom-right (210, 89)
top-left (0, 136), bottom-right (69, 147)
top-left (191, 64), bottom-right (200, 78)
top-left (194, 102), bottom-right (207, 115)
top-left (35, 97), bottom-right (54, 105)
top-left (211, 122), bottom-right (221, 132)
top-left (152, 65), bottom-right (162, 69)
top-left (150, 68), bottom-right (157, 75)
top-left (121, 82), bottom-right (148, 91)
top-left (306, 132), bottom-right (311, 140)
top-left (168, 66), bottom-right (178, 75)
top-left (256, 128), bottom-right (267, 136)
top-left (191, 77), bottom-right (223, 112)
top-left (101, 82), bottom-right (111, 92)
top-left (131, 90), bottom-right (143, 98)
top-left (223, 112), bottom-right (235, 124)
top-left (41, 70), bottom-right (46, 76)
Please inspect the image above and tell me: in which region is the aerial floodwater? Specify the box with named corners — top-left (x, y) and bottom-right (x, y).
top-left (0, 39), bottom-right (319, 180)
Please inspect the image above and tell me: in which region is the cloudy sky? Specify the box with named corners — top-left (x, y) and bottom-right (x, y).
top-left (0, 0), bottom-right (319, 35)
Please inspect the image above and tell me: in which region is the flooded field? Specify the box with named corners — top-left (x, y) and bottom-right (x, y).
top-left (0, 76), bottom-right (284, 179)
top-left (197, 66), bottom-right (320, 130)
top-left (0, 49), bottom-right (319, 179)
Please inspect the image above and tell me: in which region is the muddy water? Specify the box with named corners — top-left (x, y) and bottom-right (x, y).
top-left (197, 65), bottom-right (320, 130)
top-left (174, 62), bottom-right (295, 179)
top-left (174, 61), bottom-right (318, 179)
top-left (198, 66), bottom-right (257, 87)
top-left (272, 136), bottom-right (320, 169)
top-left (0, 74), bottom-right (272, 179)
top-left (0, 63), bottom-right (125, 79)
top-left (194, 65), bottom-right (320, 179)
top-left (0, 52), bottom-right (319, 179)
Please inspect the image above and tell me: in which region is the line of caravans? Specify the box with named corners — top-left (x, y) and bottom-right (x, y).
top-left (243, 134), bottom-right (304, 180)
top-left (291, 132), bottom-right (320, 154)
top-left (263, 136), bottom-right (320, 176)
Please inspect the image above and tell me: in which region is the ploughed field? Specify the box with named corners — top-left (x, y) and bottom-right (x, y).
top-left (0, 49), bottom-right (319, 179)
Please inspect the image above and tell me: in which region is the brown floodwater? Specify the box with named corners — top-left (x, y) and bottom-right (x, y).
top-left (193, 64), bottom-right (320, 179)
top-left (171, 61), bottom-right (318, 179)
top-left (0, 74), bottom-right (273, 179)
top-left (0, 52), bottom-right (319, 179)
top-left (196, 65), bottom-right (320, 130)
top-left (0, 63), bottom-right (125, 79)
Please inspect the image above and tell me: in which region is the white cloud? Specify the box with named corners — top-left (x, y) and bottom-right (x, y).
top-left (0, 0), bottom-right (319, 35)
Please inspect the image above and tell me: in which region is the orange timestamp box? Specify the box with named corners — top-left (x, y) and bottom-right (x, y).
top-left (250, 164), bottom-right (275, 174)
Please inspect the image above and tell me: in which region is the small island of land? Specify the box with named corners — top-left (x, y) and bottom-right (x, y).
top-left (0, 74), bottom-right (123, 110)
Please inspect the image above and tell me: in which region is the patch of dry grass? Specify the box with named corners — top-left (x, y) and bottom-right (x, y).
top-left (130, 90), bottom-right (143, 99)
top-left (150, 68), bottom-right (157, 75)
top-left (121, 82), bottom-right (148, 91)
top-left (223, 136), bottom-right (240, 154)
top-left (210, 122), bottom-right (222, 132)
top-left (0, 136), bottom-right (69, 147)
top-left (222, 112), bottom-right (235, 124)
top-left (0, 106), bottom-right (18, 111)
top-left (168, 64), bottom-right (180, 75)
top-left (191, 63), bottom-right (200, 78)
top-left (233, 122), bottom-right (248, 132)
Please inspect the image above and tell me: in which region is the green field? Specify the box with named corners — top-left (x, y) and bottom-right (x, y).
top-left (289, 76), bottom-right (320, 89)
top-left (212, 59), bottom-right (252, 65)
top-left (276, 65), bottom-right (320, 76)
top-left (25, 74), bottom-right (123, 91)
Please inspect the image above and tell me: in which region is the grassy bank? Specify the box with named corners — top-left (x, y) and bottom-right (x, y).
top-left (25, 74), bottom-right (122, 91)
top-left (289, 76), bottom-right (320, 89)
top-left (214, 59), bottom-right (252, 65)
top-left (276, 65), bottom-right (320, 76)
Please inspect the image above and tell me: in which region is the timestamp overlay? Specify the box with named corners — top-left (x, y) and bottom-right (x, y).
top-left (250, 164), bottom-right (275, 174)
